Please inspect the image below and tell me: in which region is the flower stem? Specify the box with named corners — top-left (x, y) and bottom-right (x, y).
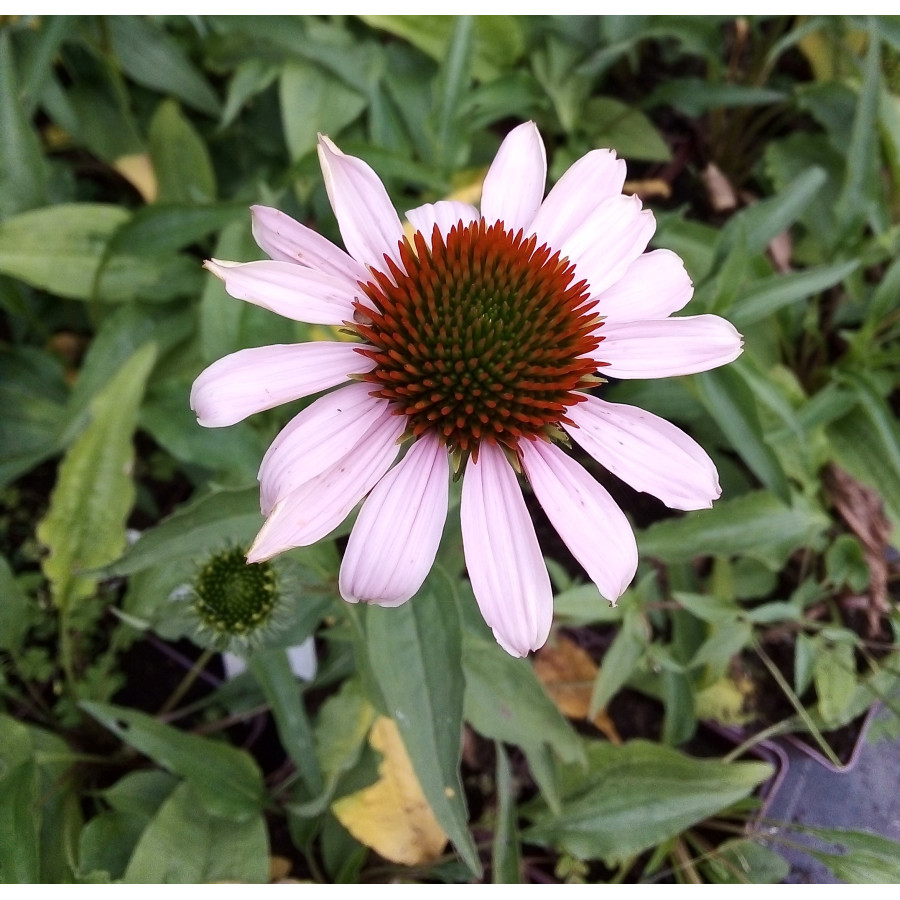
top-left (157, 648), bottom-right (216, 716)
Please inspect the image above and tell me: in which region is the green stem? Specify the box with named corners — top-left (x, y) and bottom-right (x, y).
top-left (157, 648), bottom-right (216, 717)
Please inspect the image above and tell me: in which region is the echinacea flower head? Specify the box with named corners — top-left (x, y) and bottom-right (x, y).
top-left (191, 123), bottom-right (743, 657)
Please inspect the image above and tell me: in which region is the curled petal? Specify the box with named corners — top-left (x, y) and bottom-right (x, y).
top-left (521, 439), bottom-right (637, 604)
top-left (600, 315), bottom-right (744, 378)
top-left (317, 135), bottom-right (404, 269)
top-left (248, 410), bottom-right (405, 561)
top-left (250, 205), bottom-right (368, 283)
top-left (480, 121), bottom-right (547, 235)
top-left (340, 432), bottom-right (449, 607)
top-left (593, 249), bottom-right (693, 321)
top-left (566, 396), bottom-right (721, 510)
top-left (530, 149), bottom-right (627, 248)
top-left (191, 342), bottom-right (373, 427)
top-left (461, 442), bottom-right (552, 657)
top-left (561, 195), bottom-right (656, 297)
top-left (258, 382), bottom-right (391, 515)
top-left (406, 201), bottom-right (480, 241)
top-left (204, 258), bottom-right (356, 324)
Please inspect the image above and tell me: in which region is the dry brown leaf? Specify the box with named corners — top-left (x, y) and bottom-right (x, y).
top-left (825, 464), bottom-right (892, 634)
top-left (332, 716), bottom-right (448, 866)
top-left (268, 856), bottom-right (292, 882)
top-left (533, 635), bottom-right (622, 743)
top-left (624, 178), bottom-right (672, 201)
top-left (768, 230), bottom-right (794, 273)
top-left (701, 163), bottom-right (738, 212)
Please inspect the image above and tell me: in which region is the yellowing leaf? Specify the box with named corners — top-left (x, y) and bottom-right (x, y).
top-left (695, 676), bottom-right (754, 726)
top-left (113, 153), bottom-right (158, 203)
top-left (332, 716), bottom-right (447, 866)
top-left (533, 636), bottom-right (621, 743)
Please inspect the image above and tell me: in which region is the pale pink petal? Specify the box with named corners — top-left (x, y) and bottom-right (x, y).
top-left (599, 315), bottom-right (743, 378)
top-left (480, 121), bottom-right (547, 235)
top-left (561, 195), bottom-right (656, 296)
top-left (593, 249), bottom-right (693, 321)
top-left (565, 396), bottom-right (721, 510)
top-left (247, 411), bottom-right (405, 561)
top-left (258, 382), bottom-right (392, 516)
top-left (405, 201), bottom-right (480, 241)
top-left (317, 135), bottom-right (404, 269)
top-left (205, 259), bottom-right (356, 325)
top-left (190, 342), bottom-right (373, 427)
top-left (530, 149), bottom-right (626, 247)
top-left (250, 205), bottom-right (368, 283)
top-left (339, 432), bottom-right (449, 608)
top-left (460, 442), bottom-right (552, 657)
top-left (520, 439), bottom-right (637, 604)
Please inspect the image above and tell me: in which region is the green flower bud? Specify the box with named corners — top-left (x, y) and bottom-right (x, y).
top-left (191, 547), bottom-right (278, 645)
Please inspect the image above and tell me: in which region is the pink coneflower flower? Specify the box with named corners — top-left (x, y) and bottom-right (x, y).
top-left (191, 123), bottom-right (742, 657)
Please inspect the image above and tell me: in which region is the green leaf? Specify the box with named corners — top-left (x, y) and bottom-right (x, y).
top-left (731, 259), bottom-right (860, 328)
top-left (365, 566), bottom-right (480, 875)
top-left (0, 346), bottom-right (67, 486)
top-left (250, 649), bottom-right (322, 793)
top-left (0, 716), bottom-right (79, 883)
top-left (78, 810), bottom-right (150, 882)
top-left (835, 29), bottom-right (881, 239)
top-left (813, 636), bottom-right (858, 727)
top-left (107, 17), bottom-right (220, 117)
top-left (0, 203), bottom-right (131, 300)
top-left (491, 744), bottom-right (521, 884)
top-left (463, 630), bottom-right (584, 812)
top-left (825, 534), bottom-right (869, 592)
top-left (525, 740), bottom-right (771, 864)
top-left (361, 15), bottom-right (524, 82)
top-left (0, 556), bottom-right (33, 653)
top-left (691, 620), bottom-right (753, 672)
top-left (638, 490), bottom-right (829, 569)
top-left (432, 15), bottom-right (474, 170)
top-left (105, 487), bottom-right (262, 576)
top-left (589, 609), bottom-right (646, 715)
top-left (58, 304), bottom-right (193, 449)
top-left (81, 702), bottom-right (265, 822)
top-left (139, 380), bottom-right (262, 481)
top-left (279, 60), bottom-right (367, 162)
top-left (0, 757), bottom-right (40, 883)
top-left (123, 782), bottom-right (268, 884)
top-left (803, 826), bottom-right (900, 884)
top-left (289, 678), bottom-right (375, 818)
top-left (15, 16), bottom-right (71, 118)
top-left (701, 837), bottom-right (790, 884)
top-left (0, 31), bottom-right (48, 218)
top-left (36, 343), bottom-right (156, 609)
top-left (649, 78), bottom-right (787, 117)
top-left (551, 583), bottom-right (624, 624)
top-left (149, 100), bottom-right (216, 204)
top-left (719, 167), bottom-right (827, 258)
top-left (694, 368), bottom-right (791, 503)
top-left (103, 770), bottom-right (180, 821)
top-left (105, 203), bottom-right (246, 257)
top-left (586, 96), bottom-right (671, 162)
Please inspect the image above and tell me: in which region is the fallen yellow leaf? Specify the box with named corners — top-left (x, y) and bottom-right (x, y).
top-left (534, 635), bottom-right (622, 743)
top-left (113, 153), bottom-right (158, 203)
top-left (332, 716), bottom-right (448, 866)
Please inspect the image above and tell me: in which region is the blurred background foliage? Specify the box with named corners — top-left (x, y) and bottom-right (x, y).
top-left (1, 14), bottom-right (899, 883)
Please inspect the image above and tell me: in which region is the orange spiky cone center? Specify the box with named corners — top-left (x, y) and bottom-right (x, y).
top-left (352, 219), bottom-right (605, 462)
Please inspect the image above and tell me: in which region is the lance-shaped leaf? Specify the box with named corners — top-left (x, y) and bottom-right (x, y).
top-left (37, 343), bottom-right (156, 610)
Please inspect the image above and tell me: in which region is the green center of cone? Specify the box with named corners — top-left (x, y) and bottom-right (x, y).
top-left (193, 548), bottom-right (277, 637)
